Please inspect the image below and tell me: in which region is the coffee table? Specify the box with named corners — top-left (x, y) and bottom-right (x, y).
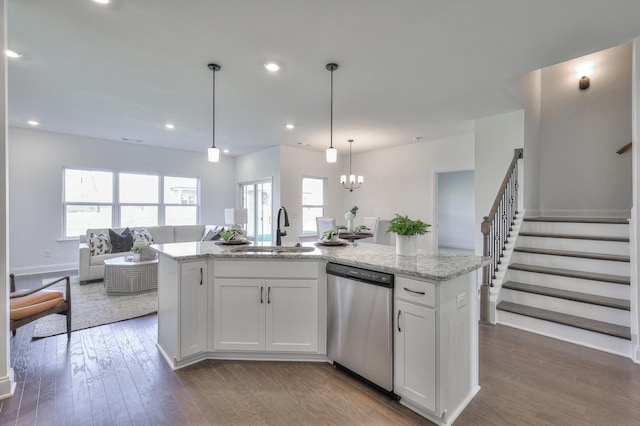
top-left (104, 256), bottom-right (158, 296)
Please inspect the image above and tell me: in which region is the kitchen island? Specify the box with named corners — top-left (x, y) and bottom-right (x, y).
top-left (153, 241), bottom-right (488, 426)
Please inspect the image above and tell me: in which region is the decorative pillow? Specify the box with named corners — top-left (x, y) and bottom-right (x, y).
top-left (132, 228), bottom-right (154, 245)
top-left (109, 227), bottom-right (133, 253)
top-left (201, 226), bottom-right (224, 241)
top-left (88, 232), bottom-right (111, 256)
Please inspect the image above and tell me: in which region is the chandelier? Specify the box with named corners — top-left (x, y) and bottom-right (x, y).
top-left (340, 139), bottom-right (363, 191)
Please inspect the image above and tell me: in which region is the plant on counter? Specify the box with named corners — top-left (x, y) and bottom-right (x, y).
top-left (386, 214), bottom-right (431, 236)
top-left (220, 229), bottom-right (243, 241)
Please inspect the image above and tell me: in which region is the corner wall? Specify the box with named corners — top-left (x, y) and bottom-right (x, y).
top-left (631, 37), bottom-right (640, 363)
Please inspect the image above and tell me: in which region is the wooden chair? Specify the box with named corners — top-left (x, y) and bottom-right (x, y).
top-left (9, 274), bottom-right (72, 339)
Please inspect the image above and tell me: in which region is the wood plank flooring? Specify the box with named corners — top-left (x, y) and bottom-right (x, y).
top-left (2, 273), bottom-right (640, 425)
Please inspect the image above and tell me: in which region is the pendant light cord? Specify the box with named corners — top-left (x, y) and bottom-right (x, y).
top-left (349, 139), bottom-right (352, 174)
top-left (330, 68), bottom-right (334, 150)
top-left (212, 68), bottom-right (216, 149)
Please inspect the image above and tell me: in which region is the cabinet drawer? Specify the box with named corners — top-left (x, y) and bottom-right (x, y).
top-left (214, 260), bottom-right (318, 278)
top-left (395, 276), bottom-right (436, 307)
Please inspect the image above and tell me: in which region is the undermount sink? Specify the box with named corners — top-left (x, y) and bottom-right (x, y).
top-left (230, 245), bottom-right (315, 254)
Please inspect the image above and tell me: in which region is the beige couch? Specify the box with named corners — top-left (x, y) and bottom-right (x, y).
top-left (78, 224), bottom-right (221, 284)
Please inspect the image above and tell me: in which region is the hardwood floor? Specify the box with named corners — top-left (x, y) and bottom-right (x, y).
top-left (2, 272), bottom-right (640, 425)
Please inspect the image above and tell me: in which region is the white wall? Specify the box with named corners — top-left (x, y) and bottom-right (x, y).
top-left (540, 43), bottom-right (632, 216)
top-left (437, 170), bottom-right (475, 251)
top-left (8, 127), bottom-right (235, 274)
top-left (503, 70), bottom-right (542, 212)
top-left (280, 145), bottom-right (344, 242)
top-left (339, 133), bottom-right (475, 250)
top-left (1, 0), bottom-right (15, 400)
top-left (631, 38), bottom-right (640, 363)
top-left (474, 110), bottom-right (525, 255)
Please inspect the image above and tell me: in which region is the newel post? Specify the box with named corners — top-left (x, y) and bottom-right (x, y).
top-left (480, 216), bottom-right (491, 324)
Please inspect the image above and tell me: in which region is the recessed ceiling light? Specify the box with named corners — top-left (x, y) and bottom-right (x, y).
top-left (27, 120), bottom-right (39, 126)
top-left (223, 149), bottom-right (230, 154)
top-left (286, 124), bottom-right (295, 129)
top-left (165, 123), bottom-right (175, 129)
top-left (5, 49), bottom-right (22, 58)
top-left (264, 63), bottom-right (280, 72)
top-left (92, 0), bottom-right (110, 4)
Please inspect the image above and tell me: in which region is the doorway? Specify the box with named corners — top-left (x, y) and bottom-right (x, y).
top-left (241, 180), bottom-right (273, 242)
top-left (435, 170), bottom-right (475, 254)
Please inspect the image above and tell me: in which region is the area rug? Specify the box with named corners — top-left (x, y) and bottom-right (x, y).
top-left (32, 277), bottom-right (157, 338)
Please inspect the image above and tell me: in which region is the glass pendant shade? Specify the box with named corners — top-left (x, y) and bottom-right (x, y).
top-left (326, 147), bottom-right (337, 163)
top-left (208, 146), bottom-right (220, 162)
top-left (340, 175), bottom-right (346, 184)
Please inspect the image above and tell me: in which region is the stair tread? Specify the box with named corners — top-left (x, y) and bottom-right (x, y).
top-left (497, 301), bottom-right (631, 340)
top-left (502, 281), bottom-right (630, 310)
top-left (518, 231), bottom-right (629, 242)
top-left (510, 263), bottom-right (630, 285)
top-left (514, 247), bottom-right (630, 262)
top-left (524, 217), bottom-right (629, 224)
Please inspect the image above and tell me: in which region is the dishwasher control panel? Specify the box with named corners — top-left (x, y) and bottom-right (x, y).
top-left (326, 262), bottom-right (394, 287)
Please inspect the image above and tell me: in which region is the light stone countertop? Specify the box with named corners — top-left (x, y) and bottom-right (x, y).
top-left (151, 241), bottom-right (490, 282)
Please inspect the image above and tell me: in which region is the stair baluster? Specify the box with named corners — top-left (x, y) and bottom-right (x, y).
top-left (480, 148), bottom-right (523, 323)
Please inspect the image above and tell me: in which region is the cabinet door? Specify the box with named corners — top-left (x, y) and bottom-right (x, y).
top-left (394, 299), bottom-right (436, 412)
top-left (265, 279), bottom-right (318, 352)
top-left (213, 278), bottom-right (266, 351)
top-left (180, 261), bottom-right (208, 358)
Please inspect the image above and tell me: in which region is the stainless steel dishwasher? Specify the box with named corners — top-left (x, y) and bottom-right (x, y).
top-left (326, 262), bottom-right (395, 394)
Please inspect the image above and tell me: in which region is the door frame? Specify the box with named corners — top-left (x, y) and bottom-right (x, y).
top-left (432, 168), bottom-right (475, 253)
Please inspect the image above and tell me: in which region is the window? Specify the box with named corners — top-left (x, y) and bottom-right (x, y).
top-left (164, 176), bottom-right (199, 225)
top-left (63, 168), bottom-right (199, 237)
top-left (119, 173), bottom-right (159, 227)
top-left (64, 169), bottom-right (114, 237)
top-left (301, 177), bottom-right (325, 235)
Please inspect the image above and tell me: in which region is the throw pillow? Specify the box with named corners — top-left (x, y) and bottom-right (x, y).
top-left (132, 228), bottom-right (155, 245)
top-left (109, 227), bottom-right (133, 253)
top-left (88, 232), bottom-right (111, 256)
top-left (201, 226), bottom-right (224, 241)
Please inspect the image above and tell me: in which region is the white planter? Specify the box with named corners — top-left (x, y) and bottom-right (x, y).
top-left (396, 235), bottom-right (417, 257)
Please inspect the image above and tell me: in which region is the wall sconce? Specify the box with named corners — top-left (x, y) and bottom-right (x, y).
top-left (574, 60), bottom-right (594, 90)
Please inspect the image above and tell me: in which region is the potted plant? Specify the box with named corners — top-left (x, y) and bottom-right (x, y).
top-left (321, 229), bottom-right (340, 242)
top-left (344, 206), bottom-right (358, 232)
top-left (386, 214), bottom-right (431, 256)
top-left (131, 245), bottom-right (143, 261)
top-left (220, 229), bottom-right (243, 242)
top-left (354, 225), bottom-right (370, 233)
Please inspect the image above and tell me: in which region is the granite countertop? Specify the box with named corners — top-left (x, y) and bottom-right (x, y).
top-left (151, 241), bottom-right (490, 282)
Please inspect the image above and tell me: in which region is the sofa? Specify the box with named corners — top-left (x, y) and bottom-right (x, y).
top-left (78, 224), bottom-right (225, 284)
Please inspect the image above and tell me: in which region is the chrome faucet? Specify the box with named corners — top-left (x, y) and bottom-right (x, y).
top-left (276, 206), bottom-right (290, 246)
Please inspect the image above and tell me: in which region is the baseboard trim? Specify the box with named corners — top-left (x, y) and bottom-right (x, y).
top-left (538, 209), bottom-right (630, 219)
top-left (10, 262), bottom-right (78, 277)
top-left (438, 242), bottom-right (475, 251)
top-left (0, 369), bottom-right (16, 400)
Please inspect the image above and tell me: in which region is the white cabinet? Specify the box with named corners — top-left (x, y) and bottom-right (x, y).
top-left (213, 278), bottom-right (265, 351)
top-left (394, 274), bottom-right (477, 425)
top-left (395, 299), bottom-right (436, 411)
top-left (213, 261), bottom-right (319, 353)
top-left (180, 260), bottom-right (208, 358)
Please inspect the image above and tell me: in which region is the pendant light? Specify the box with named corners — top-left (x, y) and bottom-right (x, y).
top-left (325, 63), bottom-right (338, 163)
top-left (340, 139), bottom-right (363, 192)
top-left (208, 63), bottom-right (221, 162)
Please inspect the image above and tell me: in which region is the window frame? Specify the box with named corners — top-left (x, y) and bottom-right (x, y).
top-left (301, 176), bottom-right (327, 236)
top-left (62, 167), bottom-right (201, 238)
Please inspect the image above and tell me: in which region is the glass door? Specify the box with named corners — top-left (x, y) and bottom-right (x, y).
top-left (241, 180), bottom-right (272, 242)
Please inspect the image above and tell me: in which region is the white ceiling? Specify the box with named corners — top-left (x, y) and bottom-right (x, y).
top-left (7, 0), bottom-right (640, 156)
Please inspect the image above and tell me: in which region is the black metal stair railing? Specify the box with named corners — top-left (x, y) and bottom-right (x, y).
top-left (480, 148), bottom-right (523, 324)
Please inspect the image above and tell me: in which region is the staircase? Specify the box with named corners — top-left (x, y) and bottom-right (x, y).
top-left (496, 217), bottom-right (631, 356)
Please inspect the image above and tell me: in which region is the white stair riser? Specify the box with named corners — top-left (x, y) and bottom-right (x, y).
top-left (520, 222), bottom-right (629, 238)
top-left (517, 237), bottom-right (629, 256)
top-left (500, 289), bottom-right (629, 326)
top-left (506, 270), bottom-right (630, 300)
top-left (496, 311), bottom-right (631, 357)
top-left (511, 252), bottom-right (629, 277)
